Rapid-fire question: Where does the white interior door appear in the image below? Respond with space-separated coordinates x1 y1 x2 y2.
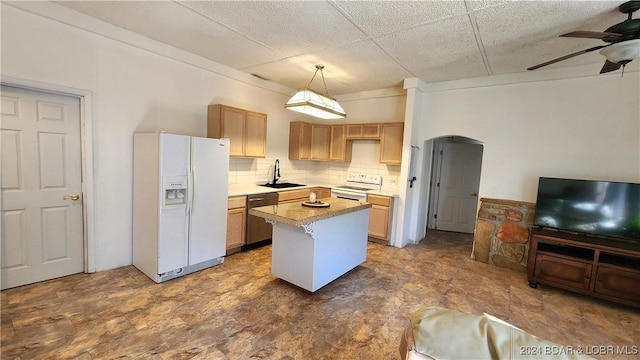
435 143 483 233
1 85 84 289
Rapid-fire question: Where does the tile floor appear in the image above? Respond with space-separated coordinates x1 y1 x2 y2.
2 230 639 359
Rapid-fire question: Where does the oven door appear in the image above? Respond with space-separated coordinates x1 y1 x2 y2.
331 188 367 202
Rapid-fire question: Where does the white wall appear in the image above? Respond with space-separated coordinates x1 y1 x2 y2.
1 3 302 271
423 74 640 201
398 71 639 245
1 3 408 271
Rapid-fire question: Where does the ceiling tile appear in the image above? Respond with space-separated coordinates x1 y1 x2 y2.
181 1 368 57
334 0 467 37
58 1 281 68
375 13 489 82
245 39 413 94
49 0 640 94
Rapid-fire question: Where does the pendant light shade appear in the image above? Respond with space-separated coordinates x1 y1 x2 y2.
285 65 346 119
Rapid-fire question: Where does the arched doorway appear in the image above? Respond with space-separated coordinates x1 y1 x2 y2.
426 136 483 234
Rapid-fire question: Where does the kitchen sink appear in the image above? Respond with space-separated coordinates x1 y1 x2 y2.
260 182 306 189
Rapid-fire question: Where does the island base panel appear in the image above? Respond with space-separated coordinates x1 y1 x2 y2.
271 209 369 292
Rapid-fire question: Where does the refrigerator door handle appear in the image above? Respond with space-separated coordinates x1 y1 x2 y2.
191 165 197 215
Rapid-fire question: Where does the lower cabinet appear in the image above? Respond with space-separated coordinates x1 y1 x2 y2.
226 196 246 254
367 194 393 243
532 253 592 290
278 188 311 204
527 229 640 308
594 263 640 302
312 187 331 200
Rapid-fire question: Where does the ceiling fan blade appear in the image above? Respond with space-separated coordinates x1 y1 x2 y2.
560 31 622 39
600 60 622 73
527 45 610 70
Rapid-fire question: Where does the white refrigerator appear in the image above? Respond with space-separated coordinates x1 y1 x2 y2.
133 132 229 282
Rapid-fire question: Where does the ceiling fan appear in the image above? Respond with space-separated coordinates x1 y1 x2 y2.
528 0 640 73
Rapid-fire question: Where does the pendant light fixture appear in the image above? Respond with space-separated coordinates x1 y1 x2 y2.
285 64 346 119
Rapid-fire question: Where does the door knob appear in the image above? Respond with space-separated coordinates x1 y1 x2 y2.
471 193 478 197
63 194 80 201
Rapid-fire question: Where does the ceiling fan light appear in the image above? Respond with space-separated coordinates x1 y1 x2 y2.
599 39 640 63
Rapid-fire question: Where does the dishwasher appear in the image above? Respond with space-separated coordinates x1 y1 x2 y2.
246 192 279 246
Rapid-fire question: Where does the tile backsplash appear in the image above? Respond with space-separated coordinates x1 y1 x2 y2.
228 141 400 191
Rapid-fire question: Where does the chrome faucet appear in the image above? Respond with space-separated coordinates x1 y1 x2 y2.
272 159 280 184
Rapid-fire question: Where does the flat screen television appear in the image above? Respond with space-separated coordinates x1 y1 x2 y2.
533 177 640 242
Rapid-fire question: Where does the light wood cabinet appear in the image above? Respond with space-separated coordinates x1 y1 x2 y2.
379 122 404 164
278 188 311 204
289 121 404 164
312 187 332 200
289 121 312 160
226 196 246 253
367 194 393 243
207 104 267 158
330 125 352 162
346 123 380 139
310 124 330 161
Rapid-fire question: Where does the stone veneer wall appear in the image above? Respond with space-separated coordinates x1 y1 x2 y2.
471 198 536 272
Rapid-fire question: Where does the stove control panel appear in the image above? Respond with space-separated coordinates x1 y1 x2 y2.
346 173 382 186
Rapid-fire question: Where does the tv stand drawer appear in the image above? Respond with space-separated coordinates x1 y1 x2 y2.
534 253 592 290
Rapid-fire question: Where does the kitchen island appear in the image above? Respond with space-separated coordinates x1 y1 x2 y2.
249 197 372 292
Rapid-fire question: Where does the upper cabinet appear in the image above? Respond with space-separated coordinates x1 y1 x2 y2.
330 125 352 162
310 124 331 161
289 121 312 160
379 122 404 165
346 123 380 140
207 104 267 158
288 120 404 164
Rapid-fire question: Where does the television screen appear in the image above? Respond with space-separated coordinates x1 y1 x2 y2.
534 177 640 241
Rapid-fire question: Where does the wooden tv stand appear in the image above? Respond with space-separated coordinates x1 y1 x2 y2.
527 228 640 308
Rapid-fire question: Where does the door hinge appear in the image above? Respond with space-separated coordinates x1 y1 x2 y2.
439 150 443 155
434 214 437 219
436 182 440 187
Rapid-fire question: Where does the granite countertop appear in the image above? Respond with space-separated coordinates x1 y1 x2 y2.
248 197 372 226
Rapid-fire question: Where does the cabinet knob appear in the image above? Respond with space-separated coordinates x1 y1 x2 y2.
584 274 590 279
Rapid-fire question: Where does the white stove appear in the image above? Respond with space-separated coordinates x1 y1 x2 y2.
331 173 382 202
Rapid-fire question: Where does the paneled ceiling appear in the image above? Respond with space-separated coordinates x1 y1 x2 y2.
54 0 638 95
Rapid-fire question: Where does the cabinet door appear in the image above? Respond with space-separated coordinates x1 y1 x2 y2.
245 111 267 158
313 187 332 199
594 265 640 303
362 123 381 138
226 207 246 250
368 204 389 240
346 124 363 139
346 123 380 139
278 188 311 203
330 125 351 162
289 122 312 160
221 106 246 157
310 124 330 160
380 122 404 164
533 254 593 290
